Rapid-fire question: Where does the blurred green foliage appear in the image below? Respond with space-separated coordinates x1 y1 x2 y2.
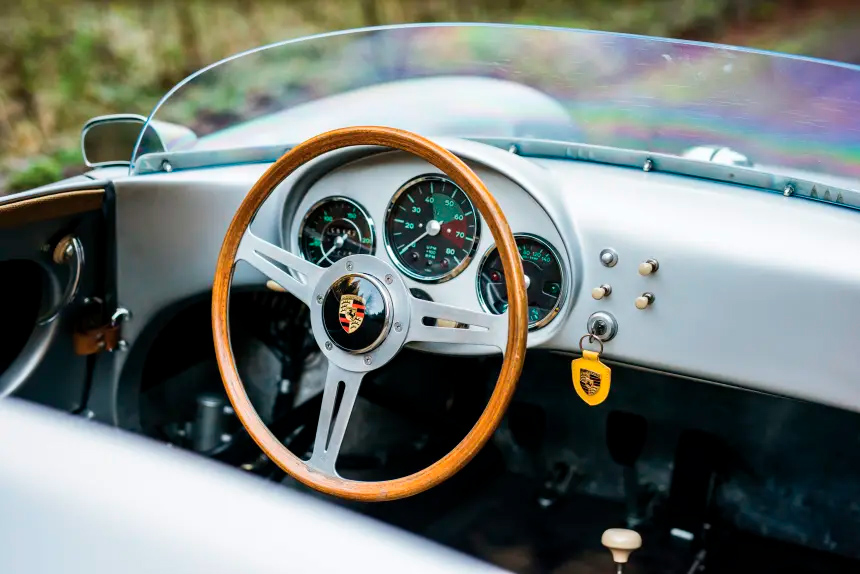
1 0 858 192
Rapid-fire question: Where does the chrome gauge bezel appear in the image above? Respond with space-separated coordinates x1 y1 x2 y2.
383 174 482 283
298 196 376 266
476 233 567 331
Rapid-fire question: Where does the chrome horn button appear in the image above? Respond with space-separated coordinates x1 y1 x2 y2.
322 273 391 354
310 255 411 372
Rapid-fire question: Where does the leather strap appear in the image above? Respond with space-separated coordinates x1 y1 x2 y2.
73 324 120 355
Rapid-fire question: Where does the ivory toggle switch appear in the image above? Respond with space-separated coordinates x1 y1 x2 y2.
634 292 655 310
591 284 612 300
638 259 659 275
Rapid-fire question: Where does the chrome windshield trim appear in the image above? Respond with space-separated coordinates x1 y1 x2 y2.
132 138 860 213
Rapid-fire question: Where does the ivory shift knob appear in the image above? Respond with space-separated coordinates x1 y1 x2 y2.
601 528 642 564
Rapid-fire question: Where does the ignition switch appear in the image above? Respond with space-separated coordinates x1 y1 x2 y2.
587 311 618 342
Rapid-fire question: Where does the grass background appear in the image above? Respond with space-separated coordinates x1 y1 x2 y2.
1 0 859 192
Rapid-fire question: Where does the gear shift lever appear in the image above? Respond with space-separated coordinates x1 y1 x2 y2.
601 528 642 574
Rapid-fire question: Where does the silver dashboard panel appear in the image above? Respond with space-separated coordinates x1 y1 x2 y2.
284 149 573 352
543 157 860 412
103 137 860 422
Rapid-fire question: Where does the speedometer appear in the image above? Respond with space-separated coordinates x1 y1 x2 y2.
477 234 565 329
384 175 481 282
299 197 375 267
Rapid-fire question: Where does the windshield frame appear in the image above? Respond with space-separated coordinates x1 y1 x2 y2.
132 23 860 211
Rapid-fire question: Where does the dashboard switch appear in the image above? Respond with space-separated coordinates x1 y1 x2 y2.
600 248 618 268
638 259 659 275
635 293 655 310
592 284 612 300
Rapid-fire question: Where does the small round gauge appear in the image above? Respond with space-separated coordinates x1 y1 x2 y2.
477 234 565 329
299 197 375 267
384 175 481 282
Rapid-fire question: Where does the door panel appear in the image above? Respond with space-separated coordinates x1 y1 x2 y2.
0 186 108 411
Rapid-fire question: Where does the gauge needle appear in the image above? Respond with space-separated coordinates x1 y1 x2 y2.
398 219 442 255
318 234 348 264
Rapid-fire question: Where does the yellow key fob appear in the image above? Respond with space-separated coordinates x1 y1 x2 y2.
572 348 611 406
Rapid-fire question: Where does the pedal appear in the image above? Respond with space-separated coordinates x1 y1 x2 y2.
606 411 648 527
666 430 723 546
536 461 578 508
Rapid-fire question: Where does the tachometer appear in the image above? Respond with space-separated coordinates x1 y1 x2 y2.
477 234 565 329
299 197 375 267
384 175 481 282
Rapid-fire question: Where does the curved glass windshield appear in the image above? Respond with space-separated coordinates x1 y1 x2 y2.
135 24 860 189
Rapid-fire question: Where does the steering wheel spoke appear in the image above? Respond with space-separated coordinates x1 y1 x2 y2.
237 231 323 306
307 362 364 476
407 297 507 350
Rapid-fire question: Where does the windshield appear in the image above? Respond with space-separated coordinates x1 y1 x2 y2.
135 23 860 190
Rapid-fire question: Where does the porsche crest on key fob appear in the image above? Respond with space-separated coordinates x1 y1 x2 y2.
571 335 611 406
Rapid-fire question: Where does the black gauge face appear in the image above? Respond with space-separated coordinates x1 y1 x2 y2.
299 197 374 267
384 175 481 282
477 235 565 329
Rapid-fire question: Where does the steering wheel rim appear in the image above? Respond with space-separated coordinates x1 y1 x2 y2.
212 126 528 501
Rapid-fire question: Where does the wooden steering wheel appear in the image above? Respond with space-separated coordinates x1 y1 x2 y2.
212 127 528 501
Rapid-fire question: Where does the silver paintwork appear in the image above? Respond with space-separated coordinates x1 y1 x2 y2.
470 137 860 212
541 154 860 412
383 174 481 283
298 196 376 265
474 233 566 331
0 398 507 574
91 133 860 424
133 130 860 214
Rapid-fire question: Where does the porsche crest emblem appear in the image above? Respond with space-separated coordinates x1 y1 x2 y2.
338 294 366 334
579 369 601 396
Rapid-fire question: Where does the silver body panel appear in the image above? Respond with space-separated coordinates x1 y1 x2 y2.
99 136 860 423
0 399 505 574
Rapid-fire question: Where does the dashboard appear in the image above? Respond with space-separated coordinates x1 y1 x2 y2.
99 136 860 426
283 152 570 335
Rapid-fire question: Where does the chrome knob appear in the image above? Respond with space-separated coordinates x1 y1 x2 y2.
591 284 612 300
634 293 655 310
638 258 659 275
600 248 618 268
